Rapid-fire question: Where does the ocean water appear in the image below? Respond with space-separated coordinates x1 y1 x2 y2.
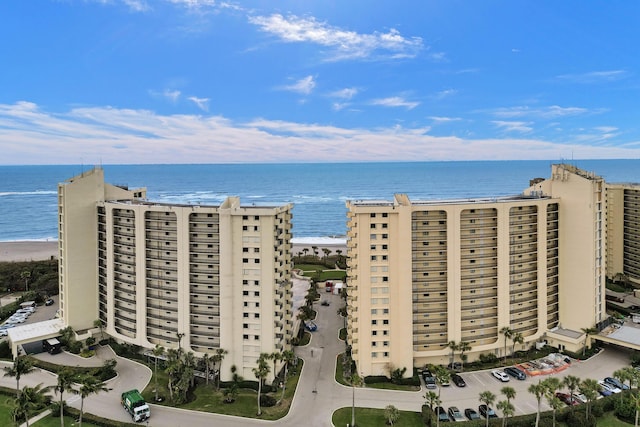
1 160 639 242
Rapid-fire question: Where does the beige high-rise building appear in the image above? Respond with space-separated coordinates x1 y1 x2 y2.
346 164 607 377
606 184 640 285
58 168 294 381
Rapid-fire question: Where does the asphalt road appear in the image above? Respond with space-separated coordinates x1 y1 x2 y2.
1 291 634 427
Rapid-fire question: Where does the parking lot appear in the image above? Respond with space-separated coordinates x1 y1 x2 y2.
0 295 59 339
428 347 632 417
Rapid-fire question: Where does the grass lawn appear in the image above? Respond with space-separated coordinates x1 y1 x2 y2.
142 360 304 421
332 407 424 427
33 414 101 427
335 353 419 391
0 395 18 426
596 412 634 426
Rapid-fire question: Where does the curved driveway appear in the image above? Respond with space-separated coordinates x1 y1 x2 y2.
3 294 633 426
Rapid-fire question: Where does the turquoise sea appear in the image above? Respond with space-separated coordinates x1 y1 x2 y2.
1 160 639 242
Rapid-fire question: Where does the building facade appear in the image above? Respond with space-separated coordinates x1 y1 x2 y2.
606 184 640 285
58 168 294 381
346 164 607 377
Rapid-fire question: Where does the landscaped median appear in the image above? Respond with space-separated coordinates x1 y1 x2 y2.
140 359 304 420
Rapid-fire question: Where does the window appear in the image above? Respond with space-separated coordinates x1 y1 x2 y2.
370 245 376 250
371 255 377 261
372 320 378 325
383 319 389 325
370 213 376 218
370 234 377 240
243 323 248 329
370 224 376 229
243 313 249 318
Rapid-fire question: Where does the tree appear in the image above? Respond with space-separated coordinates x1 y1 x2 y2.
496 400 514 427
152 344 165 401
579 378 600 419
322 248 331 259
459 341 472 371
630 390 640 427
213 348 228 390
311 246 318 258
3 355 35 397
479 391 496 427
614 367 636 391
563 375 581 398
302 248 309 257
511 332 524 358
12 383 48 427
542 377 562 427
581 327 598 356
278 350 296 404
253 353 271 416
432 365 450 399
54 368 78 427
424 390 439 411
446 341 459 366
21 270 31 292
77 375 110 427
384 404 400 426
93 319 104 342
500 327 513 364
224 365 243 403
269 351 282 386
528 380 546 427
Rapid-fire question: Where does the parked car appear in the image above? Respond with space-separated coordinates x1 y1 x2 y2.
320 300 330 306
491 369 510 382
604 377 629 390
555 392 579 406
303 321 317 331
6 317 25 324
423 369 437 389
448 406 465 422
45 298 54 306
597 381 614 396
451 373 466 387
436 406 450 423
439 375 451 387
598 380 621 394
0 330 7 337
464 408 481 420
479 405 498 419
504 366 527 380
572 392 588 404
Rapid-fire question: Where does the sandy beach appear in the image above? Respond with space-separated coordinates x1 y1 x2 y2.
0 240 346 263
0 241 59 262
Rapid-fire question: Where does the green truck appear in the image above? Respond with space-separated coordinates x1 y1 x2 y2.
121 389 150 422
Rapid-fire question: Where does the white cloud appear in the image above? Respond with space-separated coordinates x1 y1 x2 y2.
433 89 457 100
370 96 419 110
594 126 618 133
188 96 210 111
329 88 358 100
2 101 639 165
555 70 627 83
492 121 533 133
281 76 316 95
248 14 423 61
429 116 462 123
149 89 182 103
490 105 590 119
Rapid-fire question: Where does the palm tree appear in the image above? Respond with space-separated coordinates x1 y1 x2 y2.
528 380 546 427
213 348 228 390
496 400 514 427
542 377 562 427
446 341 459 367
253 353 271 416
224 365 243 403
614 367 635 390
302 248 309 257
384 404 400 426
278 350 296 404
511 332 524 359
424 390 439 412
269 351 282 386
322 248 331 259
479 391 496 427
20 270 31 292
581 327 598 356
55 368 78 427
433 365 450 399
77 375 110 427
563 375 581 398
311 245 318 258
12 383 48 427
92 319 105 342
630 390 640 427
164 348 180 402
3 355 35 396
152 344 165 400
500 327 513 365
459 341 471 371
579 378 600 419
500 386 516 427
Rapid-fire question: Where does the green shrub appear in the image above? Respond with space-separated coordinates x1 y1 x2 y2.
364 375 389 384
565 410 596 427
260 394 277 407
614 394 636 422
0 341 12 359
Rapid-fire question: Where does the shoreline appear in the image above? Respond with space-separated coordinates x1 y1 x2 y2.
0 239 347 263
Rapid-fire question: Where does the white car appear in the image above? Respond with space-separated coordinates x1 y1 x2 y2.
0 329 7 337
572 392 588 404
491 370 510 382
598 380 621 394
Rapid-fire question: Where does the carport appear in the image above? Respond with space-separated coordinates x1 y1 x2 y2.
6 318 65 358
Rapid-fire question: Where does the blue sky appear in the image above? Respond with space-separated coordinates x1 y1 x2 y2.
1 0 639 165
